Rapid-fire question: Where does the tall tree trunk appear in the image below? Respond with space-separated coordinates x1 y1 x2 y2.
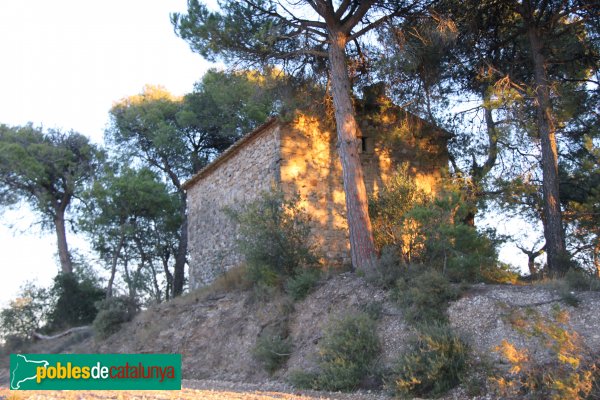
54 208 73 274
328 31 376 271
172 194 187 296
527 26 568 277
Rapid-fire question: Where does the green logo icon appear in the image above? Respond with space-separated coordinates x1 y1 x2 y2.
10 354 50 389
10 354 181 390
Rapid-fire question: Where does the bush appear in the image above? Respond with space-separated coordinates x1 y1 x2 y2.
492 307 598 399
1 334 31 356
92 296 135 339
369 164 428 253
393 268 460 325
366 246 405 290
360 301 384 321
563 268 600 291
389 323 469 398
541 269 600 307
252 330 293 374
370 170 503 283
293 312 380 392
206 265 251 295
285 268 321 301
480 261 521 284
226 190 319 288
0 282 51 342
404 195 499 282
288 370 319 389
46 272 105 331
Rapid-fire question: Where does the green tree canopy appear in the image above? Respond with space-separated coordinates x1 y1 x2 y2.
81 165 180 303
172 0 437 270
106 70 281 295
0 125 103 273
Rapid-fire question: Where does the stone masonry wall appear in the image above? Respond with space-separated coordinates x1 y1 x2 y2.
186 122 281 288
279 115 351 267
186 109 449 286
279 111 449 268
359 107 450 197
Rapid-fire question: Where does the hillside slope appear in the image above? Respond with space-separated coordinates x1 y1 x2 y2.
12 273 600 398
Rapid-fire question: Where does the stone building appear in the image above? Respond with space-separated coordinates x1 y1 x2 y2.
183 101 450 288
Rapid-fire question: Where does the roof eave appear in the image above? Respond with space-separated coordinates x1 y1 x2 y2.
182 117 279 191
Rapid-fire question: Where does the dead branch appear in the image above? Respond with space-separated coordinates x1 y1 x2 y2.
33 326 92 340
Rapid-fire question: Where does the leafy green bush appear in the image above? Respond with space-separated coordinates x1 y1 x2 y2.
288 370 319 389
252 330 293 374
285 268 321 301
403 193 499 282
369 164 428 253
370 169 503 283
46 272 105 331
292 312 380 391
226 190 319 288
393 268 460 325
542 269 600 307
1 272 104 345
389 323 469 398
479 261 521 284
92 296 136 339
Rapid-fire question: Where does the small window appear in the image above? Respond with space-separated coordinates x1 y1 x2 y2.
360 137 370 153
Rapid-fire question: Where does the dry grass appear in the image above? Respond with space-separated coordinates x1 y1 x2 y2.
0 387 385 400
0 388 325 399
169 265 250 308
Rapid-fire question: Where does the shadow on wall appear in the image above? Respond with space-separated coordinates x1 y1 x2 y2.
185 96 451 287
278 101 450 269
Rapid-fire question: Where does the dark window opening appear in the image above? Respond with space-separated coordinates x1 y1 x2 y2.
361 137 369 153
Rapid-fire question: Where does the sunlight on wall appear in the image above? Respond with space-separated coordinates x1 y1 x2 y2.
280 112 448 267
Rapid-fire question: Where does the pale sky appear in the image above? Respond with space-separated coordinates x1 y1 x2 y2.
0 0 216 307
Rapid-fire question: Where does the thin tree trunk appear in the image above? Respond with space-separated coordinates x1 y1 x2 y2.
122 257 138 316
54 208 72 274
162 254 173 301
594 241 600 278
106 230 126 298
123 257 135 301
173 194 187 296
328 30 376 271
134 236 162 304
527 26 568 277
148 261 162 304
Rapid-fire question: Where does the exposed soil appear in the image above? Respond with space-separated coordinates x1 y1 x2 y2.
2 273 599 399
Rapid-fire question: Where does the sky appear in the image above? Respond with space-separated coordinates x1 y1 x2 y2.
0 0 216 307
0 1 533 308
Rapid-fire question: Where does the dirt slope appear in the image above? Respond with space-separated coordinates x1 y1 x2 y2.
6 273 600 398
